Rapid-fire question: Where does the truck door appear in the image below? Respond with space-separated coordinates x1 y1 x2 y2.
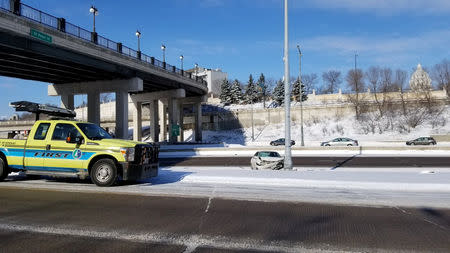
24 122 51 171
44 123 86 173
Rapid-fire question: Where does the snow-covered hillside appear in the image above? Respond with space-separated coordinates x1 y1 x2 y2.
180 105 450 146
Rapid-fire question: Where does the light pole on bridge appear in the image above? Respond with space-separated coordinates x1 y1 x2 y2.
89 6 98 33
161 44 166 63
180 55 184 71
135 30 141 52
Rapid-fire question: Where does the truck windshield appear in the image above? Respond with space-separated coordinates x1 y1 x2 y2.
76 123 112 140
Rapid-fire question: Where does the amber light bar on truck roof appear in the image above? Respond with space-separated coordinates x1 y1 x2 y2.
9 101 76 120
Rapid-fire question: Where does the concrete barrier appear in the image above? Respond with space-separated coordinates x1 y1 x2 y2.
432 135 450 142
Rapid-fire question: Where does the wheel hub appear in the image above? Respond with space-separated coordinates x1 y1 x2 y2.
96 165 111 182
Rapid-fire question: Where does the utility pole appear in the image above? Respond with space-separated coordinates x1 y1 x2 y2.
283 0 292 170
297 45 304 147
251 97 254 141
354 52 358 71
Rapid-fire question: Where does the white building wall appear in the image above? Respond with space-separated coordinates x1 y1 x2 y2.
194 67 227 97
209 70 227 97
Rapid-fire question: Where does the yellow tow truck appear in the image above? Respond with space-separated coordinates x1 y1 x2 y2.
0 101 159 186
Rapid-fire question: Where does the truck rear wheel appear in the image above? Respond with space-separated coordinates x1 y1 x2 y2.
90 159 117 187
0 157 8 181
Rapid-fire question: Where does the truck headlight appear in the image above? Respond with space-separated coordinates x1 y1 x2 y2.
120 148 135 162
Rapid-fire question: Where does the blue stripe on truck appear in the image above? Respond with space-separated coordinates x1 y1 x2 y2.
1 148 95 161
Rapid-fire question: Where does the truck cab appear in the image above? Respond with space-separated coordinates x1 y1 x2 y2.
0 119 159 186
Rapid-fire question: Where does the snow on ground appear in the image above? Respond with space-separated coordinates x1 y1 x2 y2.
159 149 450 158
174 105 450 146
5 166 450 209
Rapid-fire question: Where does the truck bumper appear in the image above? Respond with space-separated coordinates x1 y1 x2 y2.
120 162 159 181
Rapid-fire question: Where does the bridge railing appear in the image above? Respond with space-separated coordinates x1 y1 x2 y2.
0 1 207 87
66 22 92 42
0 0 9 11
20 4 58 29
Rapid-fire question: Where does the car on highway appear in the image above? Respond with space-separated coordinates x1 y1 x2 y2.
250 151 284 170
321 137 359 146
406 137 437 145
270 138 295 146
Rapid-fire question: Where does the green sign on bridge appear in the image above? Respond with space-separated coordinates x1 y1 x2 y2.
30 29 52 43
171 124 180 137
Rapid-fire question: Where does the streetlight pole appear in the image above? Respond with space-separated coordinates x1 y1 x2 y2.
135 30 141 51
354 52 358 71
251 96 254 142
89 6 98 33
161 44 166 63
297 45 304 147
180 55 184 70
283 0 292 170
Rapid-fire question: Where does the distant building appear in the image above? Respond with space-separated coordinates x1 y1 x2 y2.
9 114 19 121
186 67 228 98
410 63 432 91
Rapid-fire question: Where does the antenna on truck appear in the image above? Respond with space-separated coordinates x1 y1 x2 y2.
9 101 76 121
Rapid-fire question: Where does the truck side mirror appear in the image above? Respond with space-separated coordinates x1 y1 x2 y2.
66 132 83 144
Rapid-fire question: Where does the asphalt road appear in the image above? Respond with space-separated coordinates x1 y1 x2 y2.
160 156 450 168
0 187 449 252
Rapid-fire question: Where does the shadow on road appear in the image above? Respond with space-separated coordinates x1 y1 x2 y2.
330 154 359 170
140 168 193 186
420 207 450 228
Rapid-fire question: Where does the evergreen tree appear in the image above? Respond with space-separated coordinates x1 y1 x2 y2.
257 73 268 107
219 78 232 104
244 74 257 104
272 79 285 105
230 79 243 104
292 78 308 102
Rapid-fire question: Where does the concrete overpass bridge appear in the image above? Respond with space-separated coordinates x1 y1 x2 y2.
0 0 207 142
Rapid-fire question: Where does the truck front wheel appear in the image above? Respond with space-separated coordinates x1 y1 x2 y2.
90 159 118 187
0 157 8 181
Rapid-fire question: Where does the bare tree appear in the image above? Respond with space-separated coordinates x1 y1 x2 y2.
432 59 450 97
302 73 318 94
380 68 397 92
345 69 366 120
395 69 408 116
366 66 383 117
100 93 113 104
321 70 342 94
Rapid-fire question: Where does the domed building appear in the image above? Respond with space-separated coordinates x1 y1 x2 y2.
409 63 432 91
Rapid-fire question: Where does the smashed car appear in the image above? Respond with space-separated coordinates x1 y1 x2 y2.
250 151 284 170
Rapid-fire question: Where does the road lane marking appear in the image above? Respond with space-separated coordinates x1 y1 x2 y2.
205 187 216 213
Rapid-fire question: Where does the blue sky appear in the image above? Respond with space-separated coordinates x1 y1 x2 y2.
1 0 450 117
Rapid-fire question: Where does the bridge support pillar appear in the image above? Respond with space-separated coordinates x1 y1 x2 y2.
179 96 205 143
168 98 179 144
49 78 143 137
159 100 167 142
149 100 159 142
60 93 74 111
130 89 185 143
87 91 100 125
195 101 203 142
115 90 129 139
132 101 142 142
178 103 184 142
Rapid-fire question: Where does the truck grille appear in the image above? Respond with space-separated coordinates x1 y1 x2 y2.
134 144 159 165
